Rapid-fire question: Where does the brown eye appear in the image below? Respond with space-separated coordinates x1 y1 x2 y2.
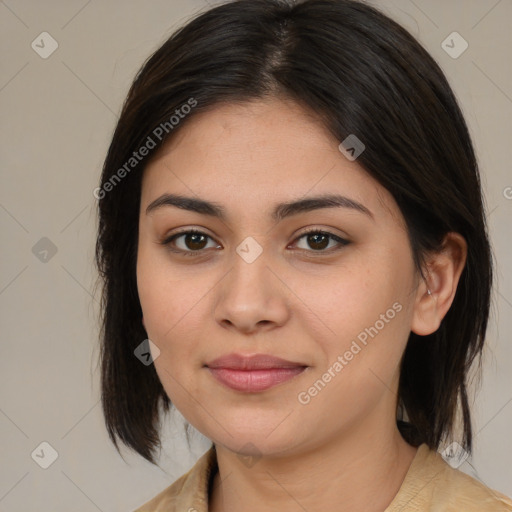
161 229 220 256
292 230 350 253
305 232 330 250
181 232 208 250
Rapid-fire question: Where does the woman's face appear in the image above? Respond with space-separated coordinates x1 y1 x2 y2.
137 97 422 457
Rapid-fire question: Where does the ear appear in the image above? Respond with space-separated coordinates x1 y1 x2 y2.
411 232 467 336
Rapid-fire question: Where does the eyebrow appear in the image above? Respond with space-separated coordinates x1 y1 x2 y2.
145 193 374 222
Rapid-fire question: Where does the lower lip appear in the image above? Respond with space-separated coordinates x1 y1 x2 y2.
207 367 306 392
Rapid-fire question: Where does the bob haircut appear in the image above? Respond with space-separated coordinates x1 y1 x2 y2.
95 0 493 464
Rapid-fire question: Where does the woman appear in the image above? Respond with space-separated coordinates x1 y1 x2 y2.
95 0 512 510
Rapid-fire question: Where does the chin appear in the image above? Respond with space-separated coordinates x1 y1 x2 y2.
200 415 308 458
215 432 300 458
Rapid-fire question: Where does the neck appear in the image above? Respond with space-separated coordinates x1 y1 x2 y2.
209 416 417 512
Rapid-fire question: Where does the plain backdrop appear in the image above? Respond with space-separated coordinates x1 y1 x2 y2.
1 0 511 510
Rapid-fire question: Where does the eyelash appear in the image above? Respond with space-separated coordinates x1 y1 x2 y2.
159 228 350 257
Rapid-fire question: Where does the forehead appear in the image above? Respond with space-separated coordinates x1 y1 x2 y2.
140 98 403 228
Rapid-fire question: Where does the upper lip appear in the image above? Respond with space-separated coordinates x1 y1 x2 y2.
206 353 306 370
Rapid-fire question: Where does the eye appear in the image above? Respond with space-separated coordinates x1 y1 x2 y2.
160 229 220 256
290 229 350 253
160 228 350 257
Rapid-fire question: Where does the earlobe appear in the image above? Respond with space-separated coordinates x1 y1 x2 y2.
411 232 467 336
411 276 438 336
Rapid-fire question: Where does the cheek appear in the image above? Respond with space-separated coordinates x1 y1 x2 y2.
294 251 413 382
136 249 220 408
137 244 205 342
137 262 202 405
289 253 402 341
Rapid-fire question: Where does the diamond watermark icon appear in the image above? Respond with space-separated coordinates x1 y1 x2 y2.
134 339 160 365
441 32 468 59
31 441 59 469
32 237 58 263
236 236 263 264
237 442 262 468
338 134 365 161
31 32 59 59
440 441 469 469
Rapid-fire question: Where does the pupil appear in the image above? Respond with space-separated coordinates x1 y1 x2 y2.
309 233 328 250
186 233 206 250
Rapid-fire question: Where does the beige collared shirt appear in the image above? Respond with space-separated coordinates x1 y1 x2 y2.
133 444 512 511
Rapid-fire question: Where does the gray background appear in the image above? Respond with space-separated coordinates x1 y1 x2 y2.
1 0 511 510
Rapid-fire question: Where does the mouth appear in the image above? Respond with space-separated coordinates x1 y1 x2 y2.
205 353 308 392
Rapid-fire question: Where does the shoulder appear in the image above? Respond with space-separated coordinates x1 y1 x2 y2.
132 474 187 512
387 444 512 511
132 446 217 512
432 460 512 511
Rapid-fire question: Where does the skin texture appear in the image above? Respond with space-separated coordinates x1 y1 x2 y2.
136 97 467 512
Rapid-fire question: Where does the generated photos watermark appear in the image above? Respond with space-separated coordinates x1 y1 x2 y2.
134 338 161 366
93 97 197 200
297 301 403 405
440 441 469 469
338 133 365 161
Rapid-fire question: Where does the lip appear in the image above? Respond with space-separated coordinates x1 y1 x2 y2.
205 353 307 392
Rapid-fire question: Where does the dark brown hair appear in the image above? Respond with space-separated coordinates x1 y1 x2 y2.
95 0 493 464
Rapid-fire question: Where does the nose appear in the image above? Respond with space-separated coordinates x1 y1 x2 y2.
213 245 290 335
